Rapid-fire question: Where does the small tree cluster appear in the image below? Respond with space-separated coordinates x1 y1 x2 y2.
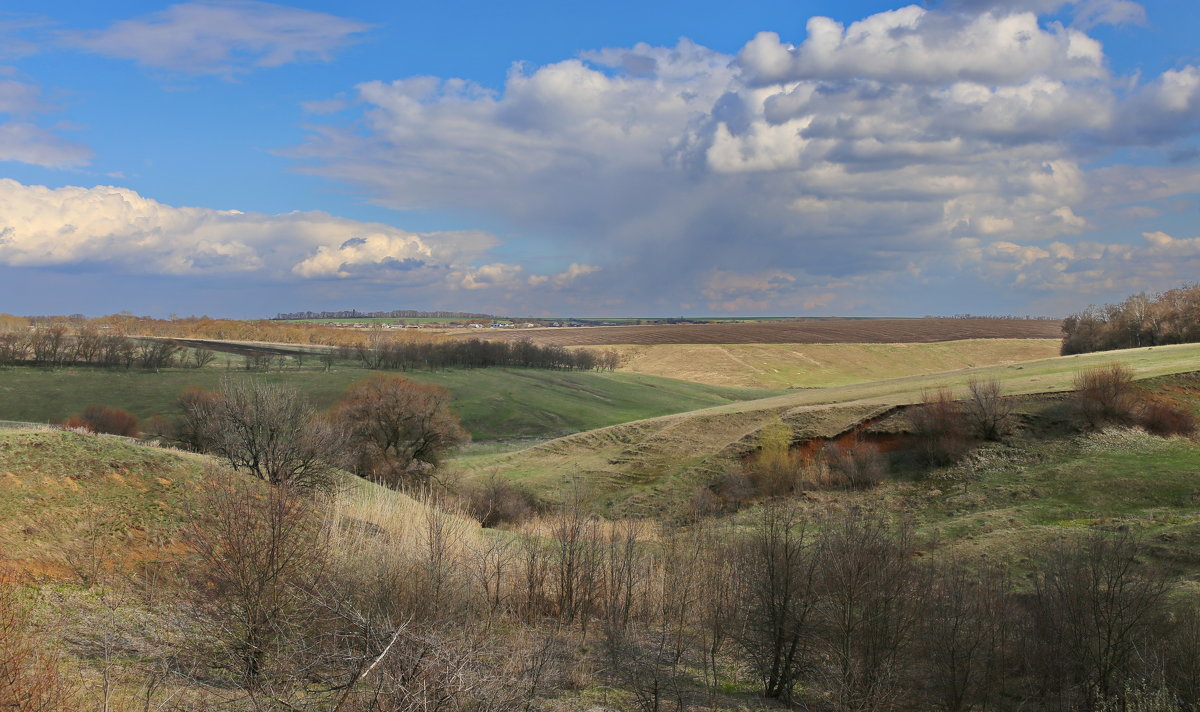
354 335 619 372
1061 284 1200 355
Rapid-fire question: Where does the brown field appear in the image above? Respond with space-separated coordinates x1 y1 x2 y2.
453 317 1063 346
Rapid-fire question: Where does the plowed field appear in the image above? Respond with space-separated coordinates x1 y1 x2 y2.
457 318 1062 346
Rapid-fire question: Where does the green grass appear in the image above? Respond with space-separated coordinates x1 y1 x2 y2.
0 365 780 441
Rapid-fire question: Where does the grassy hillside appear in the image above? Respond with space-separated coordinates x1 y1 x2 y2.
0 366 780 441
0 427 478 581
609 338 1060 388
452 342 1200 514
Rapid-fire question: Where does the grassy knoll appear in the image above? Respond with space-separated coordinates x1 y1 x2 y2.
0 427 478 580
609 338 1060 388
0 365 780 441
452 342 1200 514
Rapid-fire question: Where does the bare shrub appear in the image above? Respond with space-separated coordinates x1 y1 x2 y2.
183 378 347 489
1028 532 1169 711
822 440 888 489
910 388 971 466
0 570 75 711
184 469 327 684
139 414 174 441
915 561 1019 712
1074 363 1141 429
334 375 469 487
814 511 924 712
733 502 818 702
463 474 537 527
1137 401 1197 437
1163 598 1200 709
80 404 141 437
963 377 1015 440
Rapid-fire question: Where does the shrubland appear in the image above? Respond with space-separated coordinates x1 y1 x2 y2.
4 334 1200 710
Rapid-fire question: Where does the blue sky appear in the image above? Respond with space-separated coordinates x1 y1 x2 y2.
1 0 1199 317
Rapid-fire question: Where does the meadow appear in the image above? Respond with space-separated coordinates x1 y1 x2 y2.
0 362 779 441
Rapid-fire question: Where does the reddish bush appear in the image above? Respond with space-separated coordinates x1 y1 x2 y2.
1137 402 1197 437
74 405 140 437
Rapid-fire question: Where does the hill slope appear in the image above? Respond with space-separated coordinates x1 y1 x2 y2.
0 367 780 442
452 342 1200 515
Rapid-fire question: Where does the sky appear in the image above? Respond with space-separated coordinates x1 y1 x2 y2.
1 0 1199 318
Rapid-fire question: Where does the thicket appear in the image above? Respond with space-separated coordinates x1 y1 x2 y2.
44 487 1200 712
1061 284 1200 355
350 335 619 371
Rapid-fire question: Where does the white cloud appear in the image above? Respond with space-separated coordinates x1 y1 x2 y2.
62 1 369 76
0 180 601 299
737 8 1104 86
282 3 1200 313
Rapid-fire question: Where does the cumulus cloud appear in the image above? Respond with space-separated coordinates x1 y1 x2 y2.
958 230 1200 293
280 2 1200 312
62 1 369 76
736 8 1104 86
0 179 591 297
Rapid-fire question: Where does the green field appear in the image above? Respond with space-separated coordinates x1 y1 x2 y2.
0 365 780 441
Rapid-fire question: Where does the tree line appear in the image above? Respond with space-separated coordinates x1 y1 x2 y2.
1061 284 1200 354
0 326 213 369
349 336 620 371
273 309 494 320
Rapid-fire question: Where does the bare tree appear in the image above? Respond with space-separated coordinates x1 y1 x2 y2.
916 561 1019 711
733 502 818 702
1028 532 1169 711
183 378 347 489
962 377 1015 441
814 511 924 712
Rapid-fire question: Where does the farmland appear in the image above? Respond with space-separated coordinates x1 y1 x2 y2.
453 316 1063 346
606 338 1060 388
0 364 779 441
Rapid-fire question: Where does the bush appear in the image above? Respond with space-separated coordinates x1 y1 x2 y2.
909 388 970 466
1137 402 1197 437
463 475 538 527
747 418 803 495
962 377 1014 441
822 440 888 489
66 405 140 437
1074 363 1141 428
